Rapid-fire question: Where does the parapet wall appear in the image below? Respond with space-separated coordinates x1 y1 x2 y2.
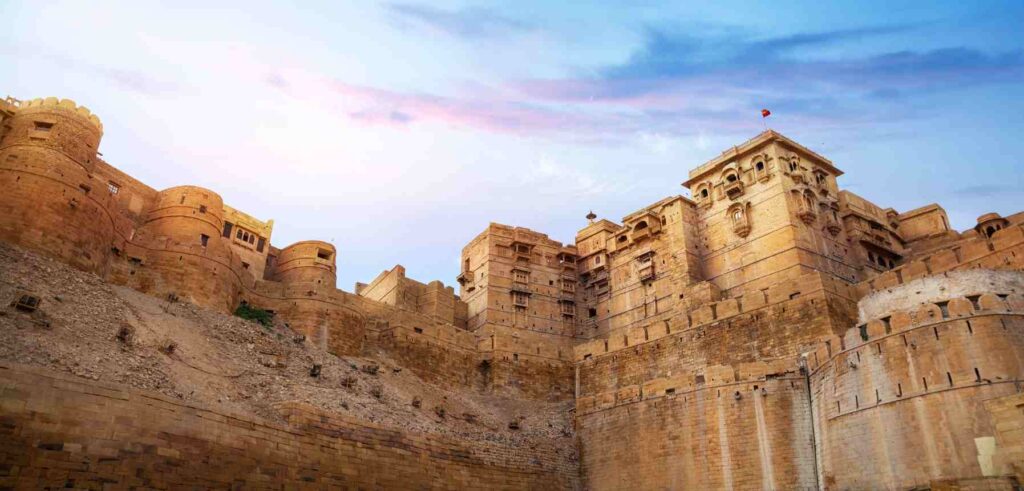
0 363 577 490
577 270 856 362
805 288 1024 489
853 223 1024 301
577 372 816 490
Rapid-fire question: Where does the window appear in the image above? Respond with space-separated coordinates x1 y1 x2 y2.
513 269 529 283
107 181 120 195
180 195 186 204
200 234 209 247
726 174 737 183
33 121 54 132
222 221 234 238
513 291 529 306
256 237 266 253
241 262 250 270
789 161 798 172
199 205 207 214
317 248 332 260
733 209 743 223
595 255 602 265
635 220 648 231
755 161 764 172
700 189 709 198
589 307 597 318
236 229 243 240
78 184 91 194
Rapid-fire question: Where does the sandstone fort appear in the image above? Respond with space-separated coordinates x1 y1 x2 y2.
1 94 1023 490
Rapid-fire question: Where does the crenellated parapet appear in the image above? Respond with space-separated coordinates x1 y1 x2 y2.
853 223 1024 301
3 97 103 171
804 277 1024 489
574 270 857 363
17 97 103 132
575 358 801 416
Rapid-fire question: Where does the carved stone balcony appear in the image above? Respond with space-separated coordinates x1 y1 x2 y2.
797 209 816 224
724 180 745 200
825 219 842 237
456 270 473 286
733 221 751 238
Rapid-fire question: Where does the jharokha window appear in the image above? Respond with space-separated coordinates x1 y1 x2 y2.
234 227 258 246
513 269 529 283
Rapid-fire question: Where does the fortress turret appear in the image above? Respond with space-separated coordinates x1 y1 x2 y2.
0 97 114 273
2 97 103 170
130 185 241 310
272 240 337 289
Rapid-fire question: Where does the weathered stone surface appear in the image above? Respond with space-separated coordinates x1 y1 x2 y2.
2 95 1024 490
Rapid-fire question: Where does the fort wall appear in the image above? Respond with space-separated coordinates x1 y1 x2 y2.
0 363 578 490
804 286 1024 489
0 98 116 274
4 93 1024 488
577 373 816 490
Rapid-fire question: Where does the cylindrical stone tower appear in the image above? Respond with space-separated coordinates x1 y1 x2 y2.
272 240 337 289
0 97 114 273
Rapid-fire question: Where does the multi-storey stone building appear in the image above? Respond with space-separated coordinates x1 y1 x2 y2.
2 94 1024 489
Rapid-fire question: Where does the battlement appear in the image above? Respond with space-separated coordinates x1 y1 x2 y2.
853 223 1024 300
575 358 801 416
17 96 103 132
804 289 1024 374
573 271 855 362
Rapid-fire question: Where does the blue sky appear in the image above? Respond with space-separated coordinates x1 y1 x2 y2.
2 1 1022 290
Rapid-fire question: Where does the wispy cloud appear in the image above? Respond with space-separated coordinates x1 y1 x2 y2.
385 3 531 39
263 23 1024 140
2 46 179 95
515 25 1024 126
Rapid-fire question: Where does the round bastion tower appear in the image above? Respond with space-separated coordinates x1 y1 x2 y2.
272 241 337 289
0 97 115 273
131 185 241 311
267 241 365 354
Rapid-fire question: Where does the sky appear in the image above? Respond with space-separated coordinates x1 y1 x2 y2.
2 1 1023 290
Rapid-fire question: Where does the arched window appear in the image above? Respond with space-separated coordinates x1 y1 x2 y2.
617 235 627 243
635 221 648 231
700 188 709 198
733 209 743 223
804 194 815 211
726 174 737 183
755 161 764 172
986 226 996 237
789 161 798 172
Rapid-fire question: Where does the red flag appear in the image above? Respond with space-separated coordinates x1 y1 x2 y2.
761 109 771 118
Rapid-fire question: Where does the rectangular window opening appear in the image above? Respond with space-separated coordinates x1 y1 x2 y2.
33 121 54 132
200 234 209 247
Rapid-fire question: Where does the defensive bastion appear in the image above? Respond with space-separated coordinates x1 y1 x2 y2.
1 94 1023 489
